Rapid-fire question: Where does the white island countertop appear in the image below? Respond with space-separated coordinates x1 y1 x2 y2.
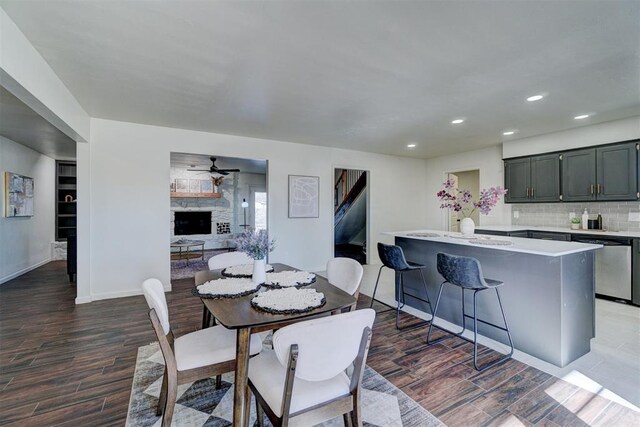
474 225 640 238
383 229 602 257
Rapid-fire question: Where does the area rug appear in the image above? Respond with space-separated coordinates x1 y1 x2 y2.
171 249 227 280
126 342 442 427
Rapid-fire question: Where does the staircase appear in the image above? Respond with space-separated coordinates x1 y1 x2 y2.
334 170 367 263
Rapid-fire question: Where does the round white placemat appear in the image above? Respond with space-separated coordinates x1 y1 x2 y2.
221 263 274 278
263 271 316 288
194 277 261 299
251 288 326 314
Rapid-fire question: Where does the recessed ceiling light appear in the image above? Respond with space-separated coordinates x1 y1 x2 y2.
574 114 590 120
451 119 465 124
407 143 416 148
503 131 516 136
526 94 544 102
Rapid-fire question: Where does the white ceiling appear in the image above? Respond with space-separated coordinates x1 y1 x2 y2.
0 86 76 159
1 0 639 159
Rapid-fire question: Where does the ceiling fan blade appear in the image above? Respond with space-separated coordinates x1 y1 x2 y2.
187 168 210 172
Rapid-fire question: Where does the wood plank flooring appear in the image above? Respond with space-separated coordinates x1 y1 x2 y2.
1 261 638 426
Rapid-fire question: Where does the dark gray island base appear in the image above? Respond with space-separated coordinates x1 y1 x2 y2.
394 235 597 367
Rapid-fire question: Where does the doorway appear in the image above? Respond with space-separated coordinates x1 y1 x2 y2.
333 169 368 264
168 152 267 280
446 169 480 232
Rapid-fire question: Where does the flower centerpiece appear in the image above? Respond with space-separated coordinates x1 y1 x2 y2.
437 179 507 235
235 228 276 284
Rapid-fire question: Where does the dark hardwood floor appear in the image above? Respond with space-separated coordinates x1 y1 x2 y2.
1 262 638 426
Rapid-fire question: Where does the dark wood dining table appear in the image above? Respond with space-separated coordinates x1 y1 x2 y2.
195 263 357 427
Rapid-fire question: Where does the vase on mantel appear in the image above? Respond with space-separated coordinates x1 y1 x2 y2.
252 258 267 285
460 217 475 236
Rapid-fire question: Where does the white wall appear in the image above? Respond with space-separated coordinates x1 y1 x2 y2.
0 136 55 283
424 145 510 230
77 119 429 302
502 116 640 158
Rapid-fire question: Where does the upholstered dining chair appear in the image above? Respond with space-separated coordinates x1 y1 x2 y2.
248 308 375 427
142 278 263 427
327 257 364 311
202 251 255 327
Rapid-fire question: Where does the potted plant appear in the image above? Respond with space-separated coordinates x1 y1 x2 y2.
235 228 276 284
437 179 508 235
570 217 581 230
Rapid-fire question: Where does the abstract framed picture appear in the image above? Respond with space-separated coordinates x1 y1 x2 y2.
4 172 34 217
288 175 319 218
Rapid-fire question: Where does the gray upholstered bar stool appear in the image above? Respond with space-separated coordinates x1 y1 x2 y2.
427 252 514 371
370 242 434 330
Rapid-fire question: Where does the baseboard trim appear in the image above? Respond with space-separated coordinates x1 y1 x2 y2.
76 283 172 304
0 258 52 285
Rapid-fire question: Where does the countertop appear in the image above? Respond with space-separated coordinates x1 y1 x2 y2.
474 225 640 239
383 230 602 257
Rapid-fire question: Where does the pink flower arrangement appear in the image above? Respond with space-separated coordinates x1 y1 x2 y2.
437 179 507 217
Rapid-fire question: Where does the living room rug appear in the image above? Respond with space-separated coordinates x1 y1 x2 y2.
171 249 227 281
126 342 443 427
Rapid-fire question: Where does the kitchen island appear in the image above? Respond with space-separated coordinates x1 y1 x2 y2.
383 230 602 367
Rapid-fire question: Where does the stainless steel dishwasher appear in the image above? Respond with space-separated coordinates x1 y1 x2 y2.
572 236 632 302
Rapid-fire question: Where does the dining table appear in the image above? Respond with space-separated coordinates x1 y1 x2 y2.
195 262 357 427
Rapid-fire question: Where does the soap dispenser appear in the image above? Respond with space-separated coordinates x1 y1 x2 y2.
581 208 589 230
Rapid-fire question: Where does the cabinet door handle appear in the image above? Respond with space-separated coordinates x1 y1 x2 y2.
526 187 530 197
590 184 594 195
597 184 602 194
531 187 535 198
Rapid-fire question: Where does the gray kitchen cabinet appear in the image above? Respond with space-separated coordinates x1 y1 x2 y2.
505 155 560 203
504 158 530 203
562 148 597 201
530 154 561 201
596 142 638 201
562 142 638 202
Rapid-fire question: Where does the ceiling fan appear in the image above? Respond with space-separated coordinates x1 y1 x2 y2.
187 157 240 176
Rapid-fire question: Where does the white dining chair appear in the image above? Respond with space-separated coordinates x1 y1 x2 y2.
142 278 263 427
248 308 375 427
327 257 364 311
207 251 253 270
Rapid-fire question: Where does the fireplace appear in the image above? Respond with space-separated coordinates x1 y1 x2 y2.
174 211 211 235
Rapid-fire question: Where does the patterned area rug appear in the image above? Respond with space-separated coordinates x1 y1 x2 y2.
171 249 227 281
126 342 442 426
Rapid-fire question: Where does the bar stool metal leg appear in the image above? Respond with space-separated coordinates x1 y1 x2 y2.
472 288 514 371
369 265 385 308
427 281 465 344
396 270 434 331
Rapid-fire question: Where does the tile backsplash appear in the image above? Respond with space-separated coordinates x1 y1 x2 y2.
512 202 640 231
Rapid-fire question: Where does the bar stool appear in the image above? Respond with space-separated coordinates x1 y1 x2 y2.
427 252 514 371
370 242 434 330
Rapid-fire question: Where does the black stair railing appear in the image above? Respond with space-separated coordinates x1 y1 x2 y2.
334 172 366 225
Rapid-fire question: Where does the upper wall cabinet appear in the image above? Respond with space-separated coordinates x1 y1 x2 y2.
505 154 560 203
562 141 638 202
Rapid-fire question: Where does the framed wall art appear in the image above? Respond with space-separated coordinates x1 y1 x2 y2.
4 172 34 217
288 175 319 218
175 178 189 192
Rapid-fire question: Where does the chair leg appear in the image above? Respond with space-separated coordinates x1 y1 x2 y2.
157 367 168 416
343 412 352 427
351 394 362 427
369 266 385 308
426 282 445 344
256 398 265 427
395 272 405 329
215 374 222 389
418 268 435 318
471 288 514 371
161 376 177 427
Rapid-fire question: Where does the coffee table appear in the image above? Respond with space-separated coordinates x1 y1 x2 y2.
170 240 205 265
